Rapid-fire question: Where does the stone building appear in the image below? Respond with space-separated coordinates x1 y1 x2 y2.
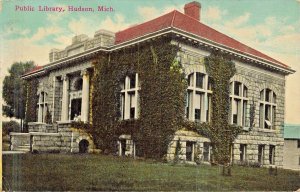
283 124 300 170
11 2 295 167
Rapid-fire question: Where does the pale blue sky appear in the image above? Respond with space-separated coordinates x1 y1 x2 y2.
0 0 299 123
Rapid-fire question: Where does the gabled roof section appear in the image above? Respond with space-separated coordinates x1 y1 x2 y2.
115 10 290 69
115 11 175 45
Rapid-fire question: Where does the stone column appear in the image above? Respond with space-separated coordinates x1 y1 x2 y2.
61 75 69 121
203 74 208 122
134 73 139 118
81 69 90 122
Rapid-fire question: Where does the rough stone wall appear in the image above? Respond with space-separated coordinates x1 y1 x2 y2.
176 43 286 167
10 133 30 150
11 122 95 153
57 122 95 153
28 122 47 132
167 130 211 162
31 133 61 152
233 60 285 167
50 30 115 62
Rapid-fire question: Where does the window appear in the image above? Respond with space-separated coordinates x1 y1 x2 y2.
195 109 201 121
230 82 248 126
186 141 194 161
269 145 275 165
186 72 212 122
194 92 204 121
37 91 47 123
240 144 247 161
120 74 140 120
130 75 136 89
258 145 265 165
259 89 276 129
74 78 83 90
196 72 205 88
203 142 211 162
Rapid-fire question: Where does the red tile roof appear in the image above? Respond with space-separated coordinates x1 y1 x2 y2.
115 10 289 68
23 65 43 75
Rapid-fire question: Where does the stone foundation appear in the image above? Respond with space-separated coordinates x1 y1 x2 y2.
10 133 30 150
115 129 283 167
28 122 47 132
11 122 284 167
10 121 95 154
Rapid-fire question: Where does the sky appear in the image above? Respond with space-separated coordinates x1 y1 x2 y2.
0 0 299 124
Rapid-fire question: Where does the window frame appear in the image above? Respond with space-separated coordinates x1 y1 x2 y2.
269 145 275 165
120 73 140 120
259 89 277 129
239 144 247 162
37 91 47 123
186 72 212 122
230 81 249 126
203 142 211 162
258 144 265 165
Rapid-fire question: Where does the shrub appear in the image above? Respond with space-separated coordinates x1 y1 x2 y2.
2 120 20 136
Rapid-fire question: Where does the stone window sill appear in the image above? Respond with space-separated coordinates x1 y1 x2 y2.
256 128 277 133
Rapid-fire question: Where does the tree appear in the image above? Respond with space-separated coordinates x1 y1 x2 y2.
2 61 36 131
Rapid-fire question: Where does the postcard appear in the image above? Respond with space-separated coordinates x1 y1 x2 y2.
1 0 299 191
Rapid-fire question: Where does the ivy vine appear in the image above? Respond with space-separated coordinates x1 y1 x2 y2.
90 38 186 158
25 79 38 123
184 51 242 166
203 51 242 165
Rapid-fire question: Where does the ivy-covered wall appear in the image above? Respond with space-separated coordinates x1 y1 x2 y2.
204 51 242 165
91 38 187 158
25 79 38 124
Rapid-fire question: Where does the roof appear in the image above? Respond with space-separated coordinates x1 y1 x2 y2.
115 10 289 69
284 124 300 139
23 65 43 76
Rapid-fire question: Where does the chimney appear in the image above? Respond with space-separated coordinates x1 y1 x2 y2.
184 1 201 21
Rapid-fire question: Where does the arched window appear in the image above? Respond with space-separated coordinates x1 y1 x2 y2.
37 91 47 122
186 72 212 122
120 73 140 120
229 81 248 126
259 88 276 129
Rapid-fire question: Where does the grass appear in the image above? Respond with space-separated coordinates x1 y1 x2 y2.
3 153 300 191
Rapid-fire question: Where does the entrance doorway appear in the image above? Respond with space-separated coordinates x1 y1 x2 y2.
71 98 82 120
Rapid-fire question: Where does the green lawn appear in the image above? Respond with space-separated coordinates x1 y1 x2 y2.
2 153 300 191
